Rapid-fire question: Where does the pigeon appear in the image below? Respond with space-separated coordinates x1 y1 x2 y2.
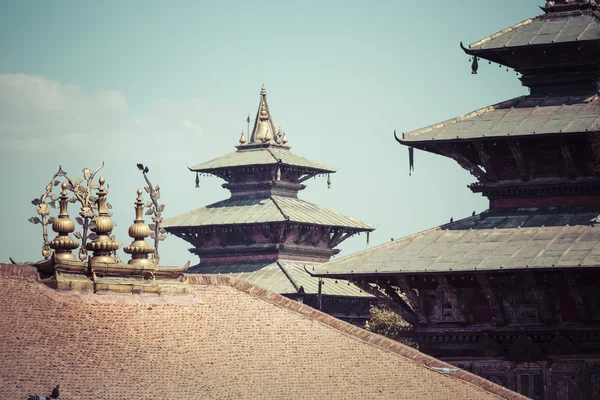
450 217 454 223
472 211 476 216
51 384 60 399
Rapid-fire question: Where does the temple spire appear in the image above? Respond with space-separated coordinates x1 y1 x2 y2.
249 84 278 145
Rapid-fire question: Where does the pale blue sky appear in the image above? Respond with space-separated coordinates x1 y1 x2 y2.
0 1 539 265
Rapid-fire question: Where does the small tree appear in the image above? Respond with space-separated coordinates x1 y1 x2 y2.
365 305 419 349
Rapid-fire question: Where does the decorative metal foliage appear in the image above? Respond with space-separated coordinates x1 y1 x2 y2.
29 163 109 261
137 163 167 262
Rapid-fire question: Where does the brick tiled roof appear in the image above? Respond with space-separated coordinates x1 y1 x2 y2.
0 264 525 400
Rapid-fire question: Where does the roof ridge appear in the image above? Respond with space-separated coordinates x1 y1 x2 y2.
270 196 290 221
275 260 300 293
271 195 375 230
469 18 533 49
185 274 526 400
319 213 483 271
266 147 282 163
403 96 527 141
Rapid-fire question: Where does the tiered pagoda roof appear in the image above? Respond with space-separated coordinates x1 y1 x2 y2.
164 86 374 320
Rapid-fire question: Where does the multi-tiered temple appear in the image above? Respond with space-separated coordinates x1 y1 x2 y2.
314 2 600 399
164 86 374 323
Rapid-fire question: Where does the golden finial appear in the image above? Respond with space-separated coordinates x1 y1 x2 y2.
124 188 155 266
49 182 79 261
261 84 266 96
239 129 247 144
86 176 120 264
264 124 272 142
281 130 288 144
260 102 268 118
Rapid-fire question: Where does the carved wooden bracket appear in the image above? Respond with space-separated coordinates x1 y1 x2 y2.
475 273 505 326
395 275 428 324
473 141 497 181
354 279 418 326
436 145 487 182
522 271 553 323
563 271 590 323
435 274 467 323
507 141 529 181
312 227 331 246
330 230 353 248
558 137 577 178
296 226 312 245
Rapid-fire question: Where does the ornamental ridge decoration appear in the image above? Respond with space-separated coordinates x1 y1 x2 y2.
24 163 189 289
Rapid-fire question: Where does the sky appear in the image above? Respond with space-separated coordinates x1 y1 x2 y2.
0 0 541 266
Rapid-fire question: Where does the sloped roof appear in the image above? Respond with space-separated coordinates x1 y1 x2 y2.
188 260 370 297
313 207 600 277
163 195 374 230
0 264 526 400
190 146 335 173
469 12 600 51
401 94 600 143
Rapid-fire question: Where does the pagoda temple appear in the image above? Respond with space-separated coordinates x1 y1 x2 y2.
163 85 375 323
313 2 600 399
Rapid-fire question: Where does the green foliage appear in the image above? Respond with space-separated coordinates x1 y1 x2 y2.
365 305 419 349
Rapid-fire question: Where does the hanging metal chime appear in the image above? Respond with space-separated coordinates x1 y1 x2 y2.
327 173 331 189
195 171 200 188
471 56 478 74
408 147 414 176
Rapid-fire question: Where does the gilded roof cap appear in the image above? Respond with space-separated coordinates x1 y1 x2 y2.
123 188 155 266
49 182 79 261
249 85 277 144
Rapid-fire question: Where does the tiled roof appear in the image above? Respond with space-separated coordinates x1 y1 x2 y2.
190 146 335 173
163 196 374 230
313 207 600 277
402 95 600 142
469 12 600 51
189 260 371 297
0 264 526 400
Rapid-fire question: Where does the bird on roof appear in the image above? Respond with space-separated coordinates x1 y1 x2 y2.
472 211 476 216
450 217 454 223
50 384 60 399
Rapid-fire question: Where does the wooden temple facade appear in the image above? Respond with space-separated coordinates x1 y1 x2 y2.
314 2 600 399
163 86 375 324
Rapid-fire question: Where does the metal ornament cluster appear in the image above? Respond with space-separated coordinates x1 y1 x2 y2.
28 163 189 288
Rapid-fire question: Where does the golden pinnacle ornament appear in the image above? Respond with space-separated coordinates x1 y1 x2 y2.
124 188 156 266
49 182 79 261
86 177 120 264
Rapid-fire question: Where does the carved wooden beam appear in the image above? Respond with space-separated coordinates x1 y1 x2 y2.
330 231 353 248
435 274 467 323
296 226 312 245
507 141 529 181
395 275 428 324
239 226 255 245
563 271 590 323
557 137 577 178
521 271 553 324
587 132 600 173
475 273 505 326
312 227 331 246
353 279 418 326
329 229 343 248
274 224 287 243
435 144 487 182
473 141 497 181
298 172 318 183
215 228 228 246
